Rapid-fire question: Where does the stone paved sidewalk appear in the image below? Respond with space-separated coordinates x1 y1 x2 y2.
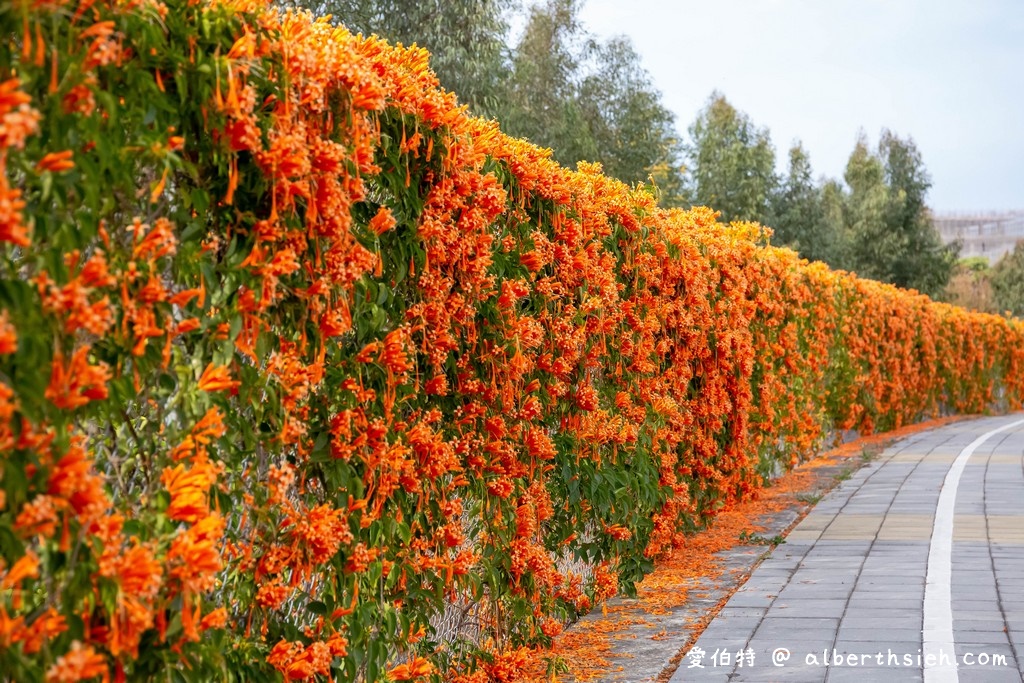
670 415 1024 683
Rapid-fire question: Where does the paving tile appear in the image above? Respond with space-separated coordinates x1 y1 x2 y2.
835 626 922 643
841 606 922 618
957 669 1023 683
716 606 768 619
953 617 1009 631
828 668 924 682
844 598 922 610
667 665 732 682
953 632 1012 648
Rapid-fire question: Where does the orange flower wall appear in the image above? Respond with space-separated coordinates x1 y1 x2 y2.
2 1 1023 681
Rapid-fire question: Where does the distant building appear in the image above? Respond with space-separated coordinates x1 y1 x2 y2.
932 211 1024 264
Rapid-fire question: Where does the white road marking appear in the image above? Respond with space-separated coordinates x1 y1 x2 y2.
923 417 1024 683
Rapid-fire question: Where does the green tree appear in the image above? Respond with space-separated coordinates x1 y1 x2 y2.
820 178 849 269
842 135 898 280
944 257 996 313
841 131 957 297
502 0 596 167
577 37 685 196
502 0 685 198
991 241 1024 317
769 143 836 264
685 93 777 223
295 0 517 117
878 130 957 296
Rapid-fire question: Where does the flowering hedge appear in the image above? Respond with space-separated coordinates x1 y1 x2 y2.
2 1 1023 681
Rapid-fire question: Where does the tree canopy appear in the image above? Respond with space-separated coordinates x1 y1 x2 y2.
502 0 684 195
502 0 595 169
838 132 957 297
686 93 776 223
770 143 835 265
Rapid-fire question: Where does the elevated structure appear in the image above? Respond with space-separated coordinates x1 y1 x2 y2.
933 210 1024 264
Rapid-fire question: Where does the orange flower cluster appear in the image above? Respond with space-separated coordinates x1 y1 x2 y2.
2 1 1023 681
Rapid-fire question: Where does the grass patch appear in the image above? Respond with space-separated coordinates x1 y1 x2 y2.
738 530 786 546
795 492 823 505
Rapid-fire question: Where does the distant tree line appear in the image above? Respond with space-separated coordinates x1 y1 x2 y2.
293 0 961 299
945 244 1024 318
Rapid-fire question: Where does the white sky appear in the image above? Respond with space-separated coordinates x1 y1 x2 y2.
576 0 1023 212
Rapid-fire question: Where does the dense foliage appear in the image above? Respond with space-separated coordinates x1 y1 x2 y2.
944 257 997 314
991 241 1024 317
686 92 776 224
1 1 1022 682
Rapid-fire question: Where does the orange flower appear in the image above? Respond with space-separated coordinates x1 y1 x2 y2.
161 454 221 523
424 375 448 396
22 608 67 655
267 639 336 681
44 347 110 410
0 78 40 150
540 617 562 638
344 542 378 574
35 150 75 173
604 524 632 541
518 250 546 272
199 607 227 631
167 514 225 593
226 26 256 60
168 286 204 308
47 439 108 518
484 647 532 683
13 495 59 538
81 21 122 70
44 641 108 683
285 503 352 564
389 657 434 681
0 177 30 246
78 251 116 288
368 206 396 235
128 216 177 261
77 20 116 42
191 406 227 446
0 312 16 354
174 317 201 335
197 363 240 393
255 579 291 610
115 544 162 601
149 166 169 203
593 562 618 602
1 551 39 590
62 80 96 116
0 606 26 649
262 247 300 277
379 328 412 374
318 305 352 337
37 266 114 337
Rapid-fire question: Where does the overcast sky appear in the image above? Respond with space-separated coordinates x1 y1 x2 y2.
576 0 1023 213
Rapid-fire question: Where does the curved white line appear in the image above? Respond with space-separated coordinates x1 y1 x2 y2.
923 417 1024 683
